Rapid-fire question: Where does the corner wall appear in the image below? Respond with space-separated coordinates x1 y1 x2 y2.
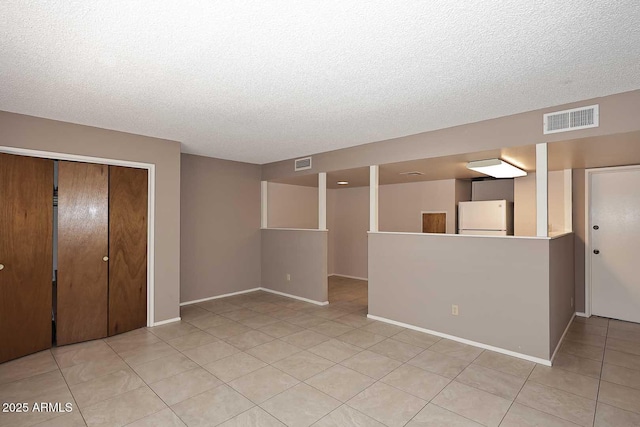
180 154 261 303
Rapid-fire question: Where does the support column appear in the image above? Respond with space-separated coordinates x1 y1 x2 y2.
536 143 548 237
564 169 573 232
370 165 379 232
261 181 268 229
319 173 327 230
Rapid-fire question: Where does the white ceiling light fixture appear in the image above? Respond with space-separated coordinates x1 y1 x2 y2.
466 159 527 178
337 181 349 185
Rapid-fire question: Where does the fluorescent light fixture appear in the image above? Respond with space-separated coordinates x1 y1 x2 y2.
337 181 349 185
466 159 527 178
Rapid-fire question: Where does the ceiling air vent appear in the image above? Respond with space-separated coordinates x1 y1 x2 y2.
294 156 312 171
543 104 599 134
399 171 424 176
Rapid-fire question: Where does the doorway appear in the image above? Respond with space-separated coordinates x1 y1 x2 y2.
588 166 640 323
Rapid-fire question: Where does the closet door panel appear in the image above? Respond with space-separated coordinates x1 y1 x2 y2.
57 161 109 345
109 166 148 336
0 153 53 363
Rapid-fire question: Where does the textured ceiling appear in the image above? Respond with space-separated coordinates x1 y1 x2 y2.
1 1 640 164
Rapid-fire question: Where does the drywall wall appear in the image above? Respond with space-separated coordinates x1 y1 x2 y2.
261 229 328 303
369 233 551 359
263 90 640 181
549 233 575 354
514 171 567 236
573 169 586 313
379 180 456 233
472 179 514 202
331 186 369 279
0 111 181 323
267 182 318 229
180 154 261 303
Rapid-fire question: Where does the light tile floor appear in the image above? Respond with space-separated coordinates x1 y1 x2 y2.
1 277 640 426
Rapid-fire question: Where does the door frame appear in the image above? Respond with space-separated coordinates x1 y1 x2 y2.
0 146 156 327
585 164 640 318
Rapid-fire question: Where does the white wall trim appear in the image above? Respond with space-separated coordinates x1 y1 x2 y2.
329 274 368 281
584 164 640 318
180 288 261 306
261 227 328 232
367 314 552 366
152 317 181 327
0 145 157 327
261 181 268 229
369 165 379 232
318 172 327 230
536 143 548 237
550 313 575 364
259 287 329 306
367 230 572 240
575 312 588 318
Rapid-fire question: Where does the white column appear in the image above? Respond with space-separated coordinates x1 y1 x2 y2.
370 165 379 232
318 173 327 230
564 169 573 232
261 181 268 229
536 143 548 237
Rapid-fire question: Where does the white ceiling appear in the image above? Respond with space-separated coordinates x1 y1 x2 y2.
1 1 640 164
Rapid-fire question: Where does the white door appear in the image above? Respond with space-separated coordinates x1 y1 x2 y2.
591 168 640 323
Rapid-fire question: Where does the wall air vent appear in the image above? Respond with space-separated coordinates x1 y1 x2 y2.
294 156 312 171
543 104 599 134
399 171 424 176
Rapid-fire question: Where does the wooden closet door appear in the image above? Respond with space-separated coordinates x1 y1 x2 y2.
109 166 148 335
57 161 109 345
0 153 53 363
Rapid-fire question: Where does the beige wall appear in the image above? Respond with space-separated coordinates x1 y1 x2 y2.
261 229 328 303
514 171 567 236
330 186 369 279
472 179 514 202
263 90 640 181
180 154 261 303
327 189 336 275
380 180 457 234
549 234 575 352
267 182 318 229
572 169 586 313
369 233 552 359
0 111 181 322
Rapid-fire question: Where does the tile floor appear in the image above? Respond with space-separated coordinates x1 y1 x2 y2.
1 277 640 426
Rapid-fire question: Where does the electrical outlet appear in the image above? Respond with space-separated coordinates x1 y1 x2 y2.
286 274 291 282
451 305 459 316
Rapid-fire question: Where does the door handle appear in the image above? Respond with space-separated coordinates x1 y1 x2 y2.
0 264 4 271
103 256 109 262
593 250 600 255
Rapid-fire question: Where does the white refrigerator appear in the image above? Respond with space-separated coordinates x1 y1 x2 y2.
458 200 514 236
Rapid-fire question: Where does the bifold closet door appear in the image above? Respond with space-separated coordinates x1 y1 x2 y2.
109 166 148 335
0 153 53 363
57 161 109 345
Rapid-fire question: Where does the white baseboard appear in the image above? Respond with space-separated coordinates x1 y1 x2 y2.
180 288 261 306
550 313 576 364
259 287 328 306
367 314 552 366
329 274 368 281
152 317 181 327
575 312 588 318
